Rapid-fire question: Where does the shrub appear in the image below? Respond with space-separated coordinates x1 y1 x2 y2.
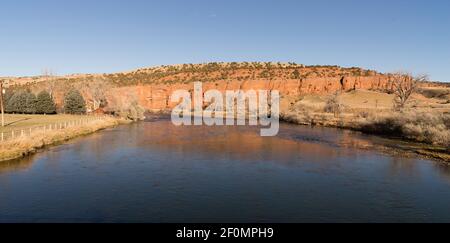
324 93 344 118
291 70 301 79
359 111 450 147
64 89 86 114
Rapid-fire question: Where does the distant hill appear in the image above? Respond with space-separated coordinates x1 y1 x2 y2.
4 62 382 87
2 62 447 113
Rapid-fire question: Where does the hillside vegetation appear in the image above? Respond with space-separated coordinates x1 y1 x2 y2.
6 62 380 88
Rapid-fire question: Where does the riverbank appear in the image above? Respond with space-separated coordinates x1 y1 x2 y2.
145 109 449 163
281 110 450 163
277 88 450 163
0 116 129 162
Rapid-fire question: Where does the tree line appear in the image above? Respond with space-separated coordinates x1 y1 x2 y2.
4 89 87 115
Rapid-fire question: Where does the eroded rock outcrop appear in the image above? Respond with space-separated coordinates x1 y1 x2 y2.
104 75 391 111
6 62 395 112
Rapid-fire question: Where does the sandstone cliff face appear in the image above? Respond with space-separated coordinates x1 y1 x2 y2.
104 75 391 111
6 62 396 112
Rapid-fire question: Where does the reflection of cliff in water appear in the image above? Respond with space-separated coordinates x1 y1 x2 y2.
0 119 448 179
1 118 450 223
127 121 430 172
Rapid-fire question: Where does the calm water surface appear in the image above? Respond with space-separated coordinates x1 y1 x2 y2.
1 119 450 222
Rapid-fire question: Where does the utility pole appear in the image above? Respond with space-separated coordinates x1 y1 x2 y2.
0 79 5 127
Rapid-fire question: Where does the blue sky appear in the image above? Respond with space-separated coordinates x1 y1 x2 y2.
1 0 449 81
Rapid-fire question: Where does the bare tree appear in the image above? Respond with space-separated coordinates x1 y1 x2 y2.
390 72 427 110
324 92 344 118
42 69 57 98
107 89 145 120
86 78 109 111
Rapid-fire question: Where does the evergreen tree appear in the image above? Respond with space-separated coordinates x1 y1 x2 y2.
5 92 17 113
36 91 56 114
64 89 86 114
3 91 14 113
24 92 37 114
6 91 27 113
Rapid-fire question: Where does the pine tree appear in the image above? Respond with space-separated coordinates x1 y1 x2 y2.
3 91 14 113
24 92 37 114
64 89 86 114
6 91 27 113
36 91 56 114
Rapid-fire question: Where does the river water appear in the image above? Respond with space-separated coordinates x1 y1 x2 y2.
1 119 449 222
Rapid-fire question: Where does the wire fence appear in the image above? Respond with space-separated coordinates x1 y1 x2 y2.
0 116 109 142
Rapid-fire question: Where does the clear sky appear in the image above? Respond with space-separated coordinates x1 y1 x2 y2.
1 0 449 81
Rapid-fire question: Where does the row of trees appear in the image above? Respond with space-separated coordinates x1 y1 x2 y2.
6 91 56 114
4 90 86 115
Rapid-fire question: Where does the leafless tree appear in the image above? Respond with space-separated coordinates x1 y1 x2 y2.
42 69 57 98
86 78 109 110
390 72 427 110
325 92 344 118
107 89 145 120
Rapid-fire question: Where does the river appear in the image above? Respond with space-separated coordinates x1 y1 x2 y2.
1 118 450 222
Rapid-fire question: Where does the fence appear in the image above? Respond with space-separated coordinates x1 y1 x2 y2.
0 116 109 142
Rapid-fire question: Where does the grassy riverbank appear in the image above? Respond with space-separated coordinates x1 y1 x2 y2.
281 90 450 162
0 115 127 162
0 114 93 132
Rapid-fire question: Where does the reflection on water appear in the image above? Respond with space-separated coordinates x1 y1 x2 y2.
0 120 450 223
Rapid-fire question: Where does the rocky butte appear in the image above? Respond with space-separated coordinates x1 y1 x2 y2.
4 62 396 113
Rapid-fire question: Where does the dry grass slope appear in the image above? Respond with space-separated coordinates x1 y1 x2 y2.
357 110 450 147
0 117 124 162
282 88 450 162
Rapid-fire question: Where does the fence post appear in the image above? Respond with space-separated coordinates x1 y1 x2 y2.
29 128 32 136
12 130 14 139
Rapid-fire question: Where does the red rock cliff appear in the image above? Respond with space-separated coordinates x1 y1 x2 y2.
106 75 391 111
8 62 394 112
